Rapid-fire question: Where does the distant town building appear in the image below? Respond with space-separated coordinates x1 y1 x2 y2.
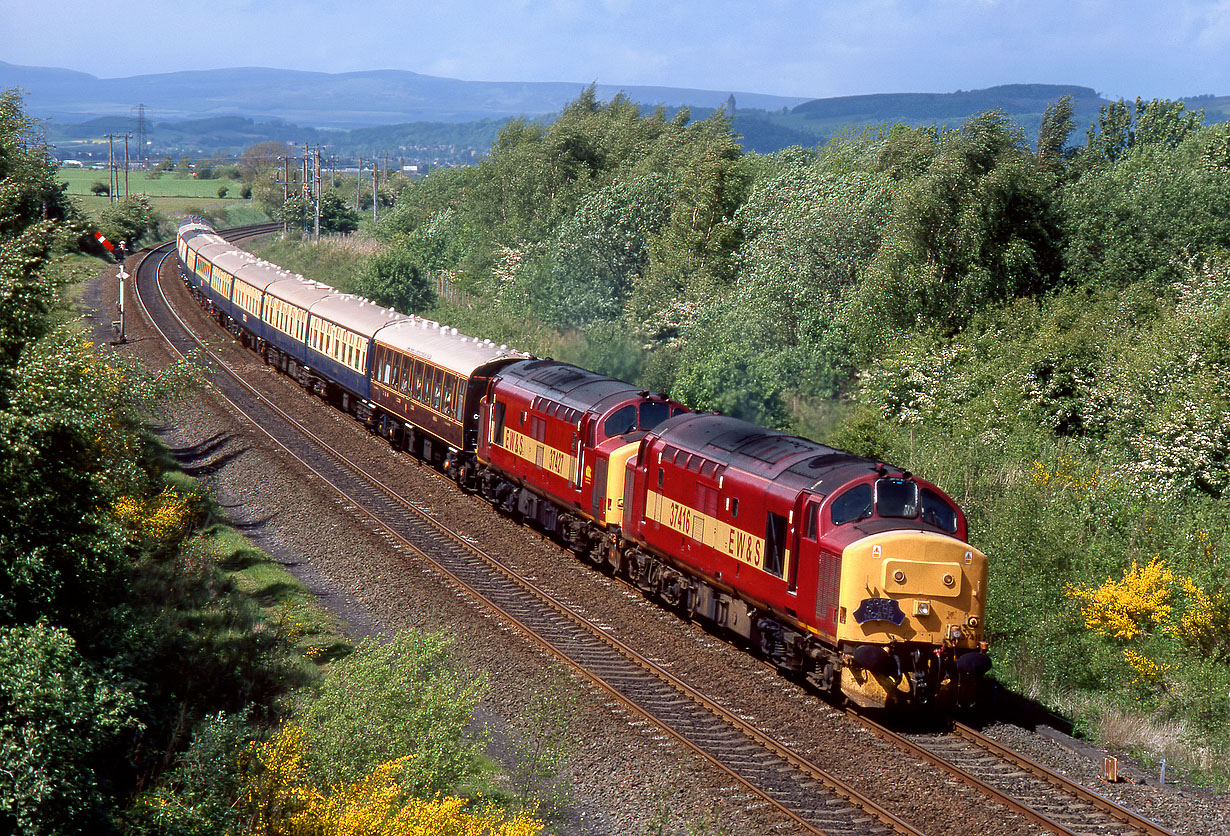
725 94 736 116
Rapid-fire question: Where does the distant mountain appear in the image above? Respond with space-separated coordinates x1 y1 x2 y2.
0 61 808 127
8 62 1225 164
792 83 1101 121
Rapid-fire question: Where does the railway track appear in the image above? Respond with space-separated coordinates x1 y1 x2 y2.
131 231 921 836
126 226 1182 836
851 714 1175 836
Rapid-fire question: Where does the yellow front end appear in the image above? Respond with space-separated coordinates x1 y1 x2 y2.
836 531 988 708
601 441 640 528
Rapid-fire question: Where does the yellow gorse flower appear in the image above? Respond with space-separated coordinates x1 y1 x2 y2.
1168 577 1230 655
112 485 198 543
239 724 544 836
1030 456 1114 492
1122 648 1169 683
1066 556 1174 640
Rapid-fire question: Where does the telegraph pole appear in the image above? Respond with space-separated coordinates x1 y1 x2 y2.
372 160 378 222
313 145 321 241
355 155 362 211
107 134 116 203
281 155 289 236
123 133 131 198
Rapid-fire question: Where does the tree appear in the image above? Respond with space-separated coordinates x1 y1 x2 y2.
528 172 672 328
97 195 158 249
858 110 1063 332
353 248 435 314
319 189 359 234
1063 133 1230 290
1084 97 1204 164
89 180 109 196
1036 95 1075 175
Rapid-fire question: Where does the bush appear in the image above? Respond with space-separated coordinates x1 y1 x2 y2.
0 623 140 836
353 248 434 314
297 630 487 797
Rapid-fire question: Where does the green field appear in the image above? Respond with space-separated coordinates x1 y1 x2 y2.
59 167 271 226
58 166 245 197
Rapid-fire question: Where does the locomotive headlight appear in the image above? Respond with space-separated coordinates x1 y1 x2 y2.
948 625 964 641
914 600 930 616
893 570 906 584
967 616 979 629
943 573 955 587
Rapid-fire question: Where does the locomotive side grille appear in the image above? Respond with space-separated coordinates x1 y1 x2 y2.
817 555 840 623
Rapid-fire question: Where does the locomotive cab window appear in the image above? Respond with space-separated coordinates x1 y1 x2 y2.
876 478 918 519
830 483 872 526
920 487 958 533
604 404 637 437
639 401 671 432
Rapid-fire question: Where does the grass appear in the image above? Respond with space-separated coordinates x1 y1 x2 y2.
158 466 351 666
59 166 247 198
61 166 272 229
248 234 378 290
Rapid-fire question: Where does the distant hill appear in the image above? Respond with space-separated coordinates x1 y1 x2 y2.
0 61 807 127
788 83 1113 143
8 62 1224 165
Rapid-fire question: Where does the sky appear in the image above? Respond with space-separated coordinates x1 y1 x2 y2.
2 0 1228 101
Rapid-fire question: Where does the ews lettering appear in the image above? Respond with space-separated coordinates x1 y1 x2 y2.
727 528 763 568
503 427 526 457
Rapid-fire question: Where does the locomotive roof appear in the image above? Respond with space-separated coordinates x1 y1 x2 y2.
653 413 879 495
497 359 650 415
310 294 409 337
375 318 529 377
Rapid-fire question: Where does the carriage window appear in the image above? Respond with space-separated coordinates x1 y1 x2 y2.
455 381 467 419
830 483 872 526
431 372 442 410
920 488 958 533
604 405 637 437
442 376 454 414
876 479 918 519
639 401 671 431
